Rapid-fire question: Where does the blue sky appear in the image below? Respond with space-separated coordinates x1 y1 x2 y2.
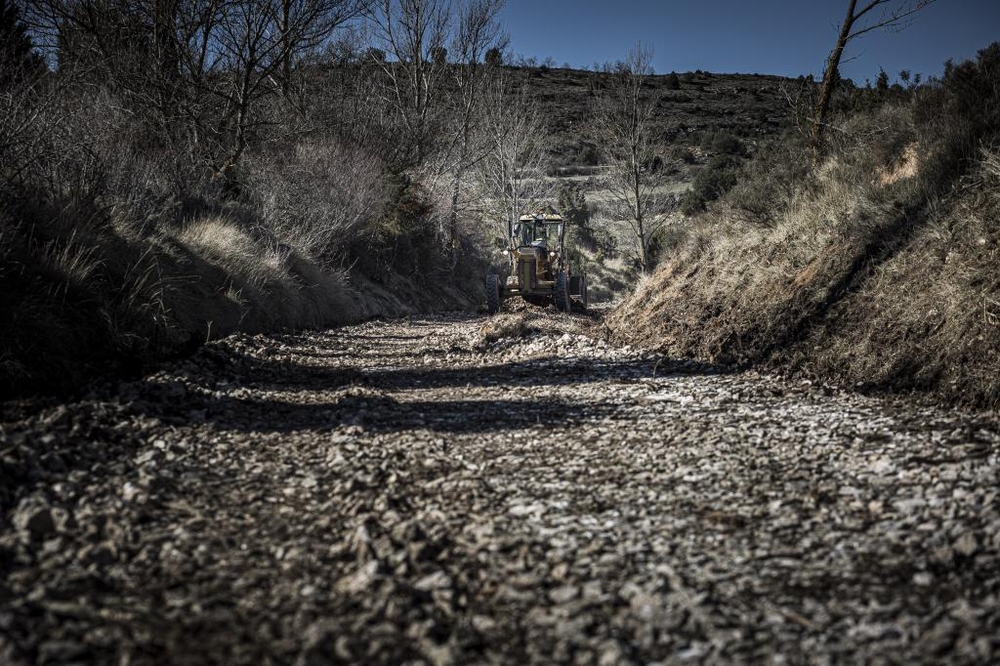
500 0 1000 83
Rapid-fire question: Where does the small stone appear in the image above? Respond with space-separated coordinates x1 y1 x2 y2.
549 585 579 604
82 542 118 567
953 533 977 557
122 482 140 502
336 561 378 594
37 640 86 663
471 615 497 633
598 640 625 666
136 450 158 466
13 502 55 540
414 571 451 592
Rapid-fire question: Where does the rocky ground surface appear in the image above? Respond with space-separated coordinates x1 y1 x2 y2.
1 311 998 665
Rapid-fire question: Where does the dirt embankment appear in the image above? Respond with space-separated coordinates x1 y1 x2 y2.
608 158 1000 408
0 211 481 401
1 313 997 664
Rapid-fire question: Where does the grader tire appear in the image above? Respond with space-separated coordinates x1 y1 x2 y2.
571 275 588 312
486 273 501 314
554 271 571 312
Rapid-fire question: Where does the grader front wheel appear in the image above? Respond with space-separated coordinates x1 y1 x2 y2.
486 273 501 314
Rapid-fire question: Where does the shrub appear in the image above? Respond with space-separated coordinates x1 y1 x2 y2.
485 48 503 67
724 133 812 226
242 139 384 263
558 183 594 250
708 131 745 156
669 145 696 164
915 42 1000 192
681 155 740 215
349 174 440 280
576 141 600 166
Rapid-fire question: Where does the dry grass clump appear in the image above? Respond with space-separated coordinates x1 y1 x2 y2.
172 216 357 333
611 44 1000 407
0 206 362 398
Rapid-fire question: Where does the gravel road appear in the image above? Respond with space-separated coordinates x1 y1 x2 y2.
1 313 998 665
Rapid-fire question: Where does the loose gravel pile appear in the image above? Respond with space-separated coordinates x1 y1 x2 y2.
1 312 998 664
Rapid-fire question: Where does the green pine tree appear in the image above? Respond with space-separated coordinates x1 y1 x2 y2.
875 68 890 95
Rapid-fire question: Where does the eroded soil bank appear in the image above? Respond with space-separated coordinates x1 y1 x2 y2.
1 313 998 664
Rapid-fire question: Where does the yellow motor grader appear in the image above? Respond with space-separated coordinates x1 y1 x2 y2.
486 212 588 314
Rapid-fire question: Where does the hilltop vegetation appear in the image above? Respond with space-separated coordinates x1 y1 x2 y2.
503 66 791 168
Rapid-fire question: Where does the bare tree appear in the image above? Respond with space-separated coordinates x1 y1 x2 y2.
27 0 367 184
365 0 451 166
275 0 371 95
201 0 370 180
592 43 663 274
811 0 937 159
473 68 552 241
441 0 505 266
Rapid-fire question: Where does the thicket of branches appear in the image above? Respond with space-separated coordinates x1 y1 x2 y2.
5 0 546 270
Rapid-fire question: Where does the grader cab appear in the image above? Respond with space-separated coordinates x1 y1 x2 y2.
486 212 588 314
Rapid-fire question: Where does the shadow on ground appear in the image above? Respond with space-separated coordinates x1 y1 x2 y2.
128 346 727 435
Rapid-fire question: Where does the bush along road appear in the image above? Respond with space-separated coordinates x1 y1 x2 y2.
1 313 998 664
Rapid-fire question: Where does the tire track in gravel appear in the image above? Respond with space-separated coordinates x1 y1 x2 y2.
1 313 998 664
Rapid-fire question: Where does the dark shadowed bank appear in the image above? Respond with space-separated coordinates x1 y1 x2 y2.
0 191 482 399
610 44 1000 408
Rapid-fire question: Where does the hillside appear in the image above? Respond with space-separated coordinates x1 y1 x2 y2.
494 66 798 298
509 67 793 168
608 44 1000 407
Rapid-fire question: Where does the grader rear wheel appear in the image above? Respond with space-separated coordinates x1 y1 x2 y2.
570 275 588 312
554 271 571 312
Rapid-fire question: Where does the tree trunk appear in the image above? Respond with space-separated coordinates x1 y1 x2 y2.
280 0 292 95
812 0 857 162
633 164 647 273
448 162 464 270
